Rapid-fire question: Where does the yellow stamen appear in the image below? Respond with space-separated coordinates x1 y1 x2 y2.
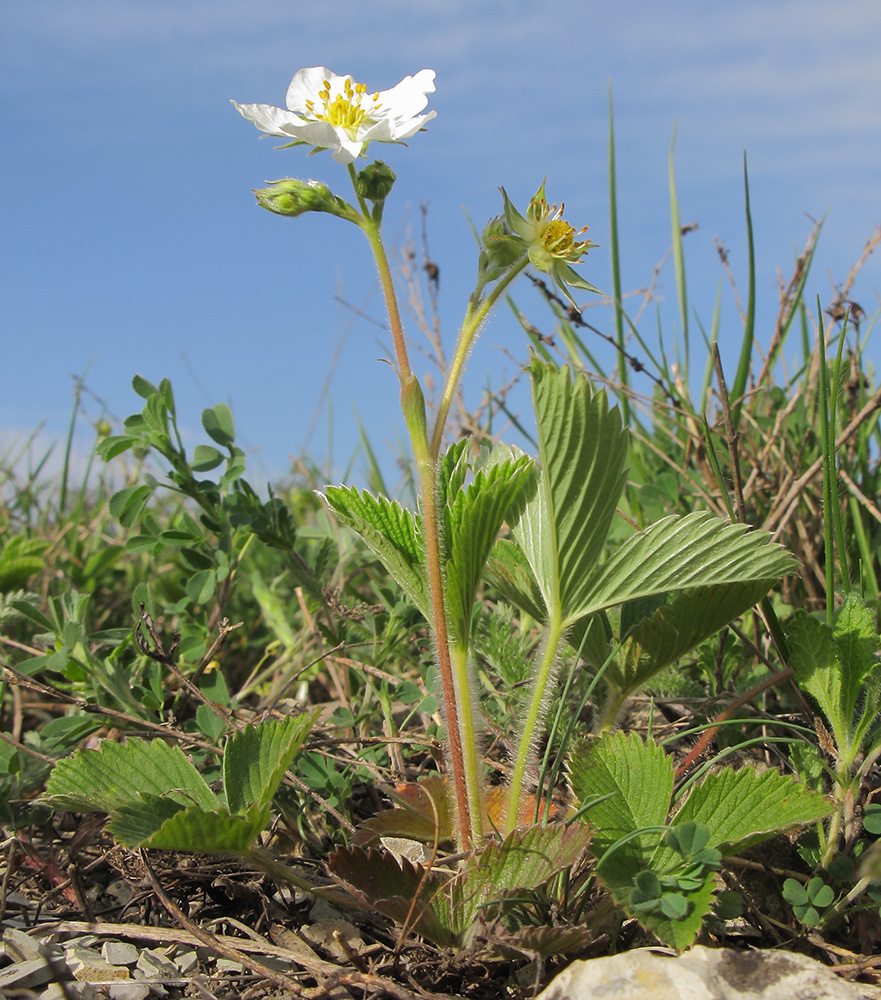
535 200 592 261
304 76 382 134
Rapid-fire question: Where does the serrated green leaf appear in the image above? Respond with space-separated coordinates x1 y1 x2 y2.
786 595 881 761
224 712 318 814
202 403 236 447
142 803 270 852
570 737 764 950
833 593 878 685
787 610 843 734
106 793 185 846
574 512 796 622
437 439 472 510
600 578 783 696
322 486 429 619
330 826 587 946
834 594 880 753
444 453 534 646
453 825 588 929
569 732 673 884
485 538 547 622
45 738 217 814
671 766 832 857
636 878 717 950
513 358 628 623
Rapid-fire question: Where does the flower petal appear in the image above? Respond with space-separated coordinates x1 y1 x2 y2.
376 69 436 119
231 100 308 137
389 112 437 141
331 133 366 165
285 66 340 113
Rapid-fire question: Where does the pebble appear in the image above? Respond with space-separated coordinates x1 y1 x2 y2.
103 940 141 967
536 946 881 1000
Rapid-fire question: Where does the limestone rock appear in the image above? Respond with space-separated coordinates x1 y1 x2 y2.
536 946 880 1000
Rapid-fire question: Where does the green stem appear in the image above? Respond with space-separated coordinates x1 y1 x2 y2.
822 800 843 870
593 686 629 736
352 171 474 851
450 643 484 840
418 467 476 851
357 223 413 385
430 259 528 460
353 169 532 848
829 874 873 918
505 617 565 834
821 763 853 870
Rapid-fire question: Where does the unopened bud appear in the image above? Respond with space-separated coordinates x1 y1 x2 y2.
480 214 525 275
481 215 509 244
354 161 397 203
254 178 356 220
400 373 429 464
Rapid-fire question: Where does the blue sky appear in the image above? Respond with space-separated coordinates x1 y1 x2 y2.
3 0 880 489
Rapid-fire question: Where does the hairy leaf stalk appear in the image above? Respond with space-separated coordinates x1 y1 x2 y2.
505 617 565 834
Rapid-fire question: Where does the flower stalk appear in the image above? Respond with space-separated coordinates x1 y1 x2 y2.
429 258 529 461
346 166 478 850
234 68 601 852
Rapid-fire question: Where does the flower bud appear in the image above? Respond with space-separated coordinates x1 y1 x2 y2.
480 214 526 275
354 161 397 203
400 373 429 464
481 214 509 244
254 178 356 220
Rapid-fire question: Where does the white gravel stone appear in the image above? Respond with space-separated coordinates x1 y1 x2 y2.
66 945 133 983
2 927 44 962
536 946 881 1000
107 981 152 1000
103 940 140 966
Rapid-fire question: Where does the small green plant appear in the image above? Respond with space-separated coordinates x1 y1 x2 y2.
45 714 317 857
782 876 836 927
569 731 832 948
229 65 796 853
787 592 881 867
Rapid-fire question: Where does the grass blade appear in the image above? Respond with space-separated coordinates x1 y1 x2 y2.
730 154 756 429
668 124 689 371
608 82 630 425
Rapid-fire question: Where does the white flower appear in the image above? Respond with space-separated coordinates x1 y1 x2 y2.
232 67 436 165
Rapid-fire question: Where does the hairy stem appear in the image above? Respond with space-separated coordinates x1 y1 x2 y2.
505 617 565 834
418 469 476 851
450 643 484 841
354 180 474 851
430 259 528 460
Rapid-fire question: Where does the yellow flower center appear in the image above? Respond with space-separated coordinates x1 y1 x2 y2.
532 198 591 261
305 77 381 134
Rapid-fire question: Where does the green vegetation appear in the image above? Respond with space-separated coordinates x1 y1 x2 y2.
3 78 881 994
